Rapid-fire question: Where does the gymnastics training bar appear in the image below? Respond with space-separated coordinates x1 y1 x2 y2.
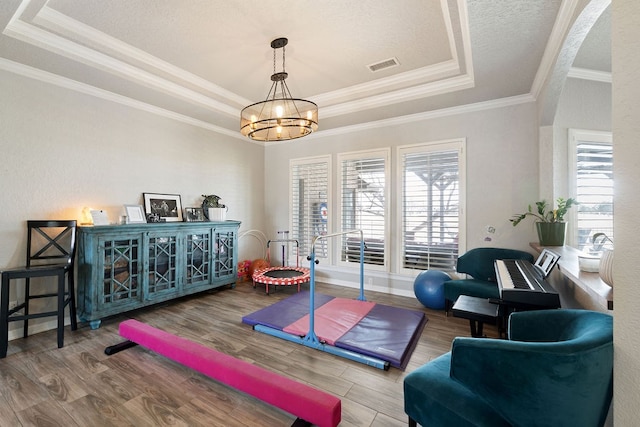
254 229 389 370
106 319 341 427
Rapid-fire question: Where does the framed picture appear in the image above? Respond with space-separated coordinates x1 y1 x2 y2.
124 204 147 224
184 207 205 222
90 209 109 226
143 193 183 222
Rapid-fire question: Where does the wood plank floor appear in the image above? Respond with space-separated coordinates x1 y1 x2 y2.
0 281 499 426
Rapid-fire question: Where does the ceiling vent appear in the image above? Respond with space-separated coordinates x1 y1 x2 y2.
367 57 400 72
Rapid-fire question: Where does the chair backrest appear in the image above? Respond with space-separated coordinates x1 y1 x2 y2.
26 220 77 268
456 247 534 281
452 309 613 427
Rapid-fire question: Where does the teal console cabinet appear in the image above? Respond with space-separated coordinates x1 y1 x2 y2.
77 221 240 329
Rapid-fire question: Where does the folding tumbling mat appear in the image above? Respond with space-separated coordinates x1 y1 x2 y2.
242 291 427 369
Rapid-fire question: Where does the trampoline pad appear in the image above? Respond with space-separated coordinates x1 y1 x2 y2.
264 270 305 279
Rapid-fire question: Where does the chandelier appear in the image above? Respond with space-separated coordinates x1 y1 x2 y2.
240 38 318 141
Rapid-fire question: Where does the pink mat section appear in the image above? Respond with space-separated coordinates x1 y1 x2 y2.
283 297 375 345
119 319 341 427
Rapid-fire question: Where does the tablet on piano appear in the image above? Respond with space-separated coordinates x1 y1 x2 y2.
534 248 561 278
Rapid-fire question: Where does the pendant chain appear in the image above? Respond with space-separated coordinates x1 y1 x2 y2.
272 44 286 74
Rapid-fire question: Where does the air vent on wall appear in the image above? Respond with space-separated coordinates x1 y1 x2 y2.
367 57 400 72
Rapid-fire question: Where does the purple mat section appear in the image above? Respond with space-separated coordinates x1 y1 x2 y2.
335 304 427 369
242 291 334 330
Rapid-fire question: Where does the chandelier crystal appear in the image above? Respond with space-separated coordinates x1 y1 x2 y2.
240 38 318 141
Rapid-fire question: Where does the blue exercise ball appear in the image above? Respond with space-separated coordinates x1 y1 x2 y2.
413 269 450 310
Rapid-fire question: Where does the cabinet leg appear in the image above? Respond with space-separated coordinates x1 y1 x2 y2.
89 319 102 330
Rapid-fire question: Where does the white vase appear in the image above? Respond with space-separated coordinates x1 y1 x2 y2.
598 249 614 287
207 207 227 221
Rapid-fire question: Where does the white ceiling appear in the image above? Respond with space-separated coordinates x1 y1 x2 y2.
0 0 610 142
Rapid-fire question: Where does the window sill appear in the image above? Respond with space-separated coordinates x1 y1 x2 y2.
531 243 613 311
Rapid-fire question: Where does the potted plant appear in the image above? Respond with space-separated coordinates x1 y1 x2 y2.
201 194 227 221
510 197 578 246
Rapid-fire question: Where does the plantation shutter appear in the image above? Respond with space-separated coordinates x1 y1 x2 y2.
339 152 387 267
401 147 459 271
575 141 613 249
291 157 330 259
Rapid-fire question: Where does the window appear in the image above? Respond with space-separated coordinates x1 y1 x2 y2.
338 149 389 268
568 129 613 251
398 140 464 272
290 156 330 259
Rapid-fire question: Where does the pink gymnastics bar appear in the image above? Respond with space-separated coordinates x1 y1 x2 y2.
117 319 341 427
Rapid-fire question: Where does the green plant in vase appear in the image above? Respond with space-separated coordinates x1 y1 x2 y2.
202 194 224 209
510 197 578 246
201 194 227 221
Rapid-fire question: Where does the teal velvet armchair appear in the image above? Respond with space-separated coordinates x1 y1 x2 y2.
404 309 613 427
444 247 534 311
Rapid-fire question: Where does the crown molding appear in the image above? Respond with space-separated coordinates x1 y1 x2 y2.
315 0 474 117
0 57 246 141
530 0 581 99
4 15 240 117
567 66 611 83
1 53 531 146
312 59 461 107
456 0 474 78
320 73 474 118
308 0 472 108
33 4 250 106
282 93 535 144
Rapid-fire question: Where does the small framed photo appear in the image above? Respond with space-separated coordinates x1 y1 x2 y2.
184 207 205 222
124 205 147 224
143 193 183 222
90 209 109 226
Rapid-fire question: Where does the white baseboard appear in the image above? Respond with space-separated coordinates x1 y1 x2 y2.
7 318 72 341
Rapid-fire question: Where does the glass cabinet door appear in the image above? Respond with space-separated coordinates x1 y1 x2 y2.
146 233 179 299
213 228 236 281
99 236 143 310
185 231 211 288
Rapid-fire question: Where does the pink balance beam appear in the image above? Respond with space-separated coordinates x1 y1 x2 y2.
117 319 341 427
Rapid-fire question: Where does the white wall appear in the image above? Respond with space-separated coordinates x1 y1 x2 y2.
0 70 266 334
264 101 542 295
552 77 612 199
555 78 612 131
612 1 640 424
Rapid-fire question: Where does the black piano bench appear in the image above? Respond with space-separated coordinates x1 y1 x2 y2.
452 295 501 338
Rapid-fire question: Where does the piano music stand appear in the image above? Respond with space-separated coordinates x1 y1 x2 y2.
452 295 501 338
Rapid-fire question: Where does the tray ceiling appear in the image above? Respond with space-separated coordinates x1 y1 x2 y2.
0 0 610 142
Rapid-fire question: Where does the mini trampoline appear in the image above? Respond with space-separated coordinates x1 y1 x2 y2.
252 235 310 295
252 266 310 295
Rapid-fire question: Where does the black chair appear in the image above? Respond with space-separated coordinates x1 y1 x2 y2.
1 220 78 358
